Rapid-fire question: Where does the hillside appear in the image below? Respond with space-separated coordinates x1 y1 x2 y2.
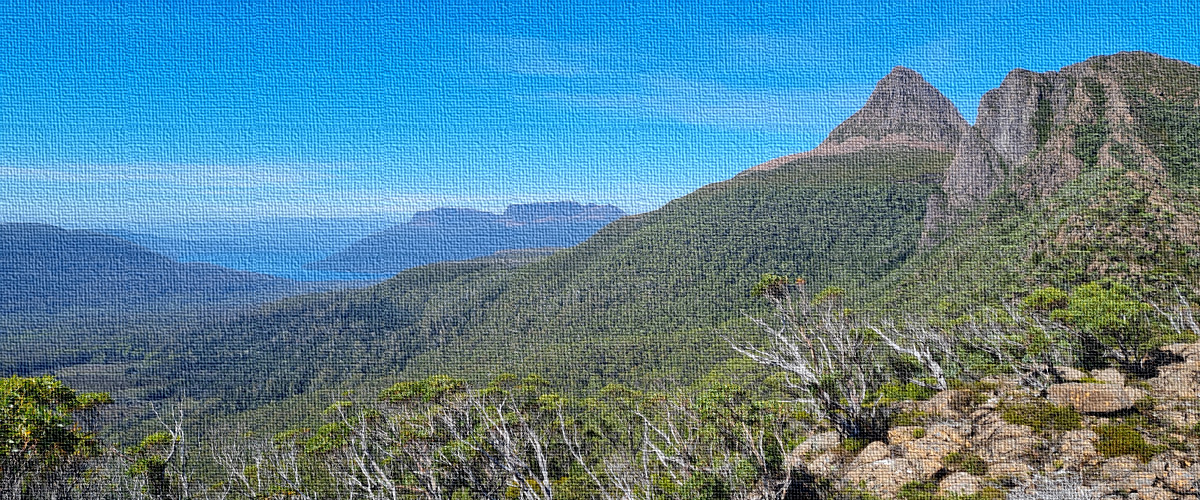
307 201 625 273
188 52 1200 397
89 66 960 410
0 223 333 317
21 50 1199 440
7 51 1200 499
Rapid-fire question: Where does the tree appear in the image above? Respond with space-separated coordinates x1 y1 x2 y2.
0 375 111 500
1031 281 1197 374
733 276 893 440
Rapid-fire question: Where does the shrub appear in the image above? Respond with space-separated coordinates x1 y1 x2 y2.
1095 423 1164 462
896 480 938 500
942 451 988 476
1000 400 1082 433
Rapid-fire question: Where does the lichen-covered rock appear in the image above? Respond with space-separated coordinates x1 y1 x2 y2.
1047 382 1146 413
939 472 981 496
926 423 972 447
1133 486 1178 500
1092 368 1126 385
841 458 924 498
987 461 1034 482
974 421 1040 463
1101 456 1157 493
887 426 924 446
1151 453 1198 495
1053 429 1100 472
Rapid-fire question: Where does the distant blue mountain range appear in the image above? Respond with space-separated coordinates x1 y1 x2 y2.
306 201 626 274
0 223 339 316
104 217 399 281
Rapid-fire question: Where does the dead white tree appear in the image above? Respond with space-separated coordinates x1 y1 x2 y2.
732 279 892 439
957 305 1076 392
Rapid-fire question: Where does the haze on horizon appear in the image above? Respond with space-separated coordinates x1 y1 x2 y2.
1 0 1197 227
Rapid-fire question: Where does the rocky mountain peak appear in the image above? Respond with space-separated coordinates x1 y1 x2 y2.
747 66 968 172
825 66 969 144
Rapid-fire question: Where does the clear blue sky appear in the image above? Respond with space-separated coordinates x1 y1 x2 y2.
1 0 1197 226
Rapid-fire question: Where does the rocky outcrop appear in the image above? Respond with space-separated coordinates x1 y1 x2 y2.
1046 382 1146 414
793 342 1200 499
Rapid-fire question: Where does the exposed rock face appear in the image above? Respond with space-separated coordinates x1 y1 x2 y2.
942 127 1007 210
841 458 925 497
823 67 969 149
1046 382 1146 414
974 68 1046 170
747 66 968 172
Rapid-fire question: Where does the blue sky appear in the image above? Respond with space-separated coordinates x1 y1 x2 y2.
1 0 1198 226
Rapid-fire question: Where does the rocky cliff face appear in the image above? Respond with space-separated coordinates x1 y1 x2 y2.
753 52 1199 211
967 52 1200 201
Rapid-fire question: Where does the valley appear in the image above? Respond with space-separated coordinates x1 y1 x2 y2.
5 51 1200 499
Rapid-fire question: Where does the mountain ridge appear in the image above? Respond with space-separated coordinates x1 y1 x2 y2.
307 201 626 273
0 223 333 316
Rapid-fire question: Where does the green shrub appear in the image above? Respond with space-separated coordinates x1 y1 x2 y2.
942 451 988 476
840 437 870 454
890 410 930 427
1023 286 1068 311
1000 400 1082 433
1096 423 1164 462
875 382 937 403
896 480 938 500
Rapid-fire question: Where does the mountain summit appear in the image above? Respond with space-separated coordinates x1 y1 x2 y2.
750 66 968 172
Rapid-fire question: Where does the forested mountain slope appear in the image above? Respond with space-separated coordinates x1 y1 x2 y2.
0 223 327 316
28 52 1200 424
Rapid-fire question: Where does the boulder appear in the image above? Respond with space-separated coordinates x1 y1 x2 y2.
1159 342 1200 362
897 424 972 478
1147 361 1200 400
849 441 891 468
1047 382 1146 413
918 390 974 418
794 431 841 456
887 426 924 446
974 422 1040 463
1092 368 1126 385
841 458 925 498
804 451 841 478
939 472 981 496
1055 365 1088 382
900 436 960 478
